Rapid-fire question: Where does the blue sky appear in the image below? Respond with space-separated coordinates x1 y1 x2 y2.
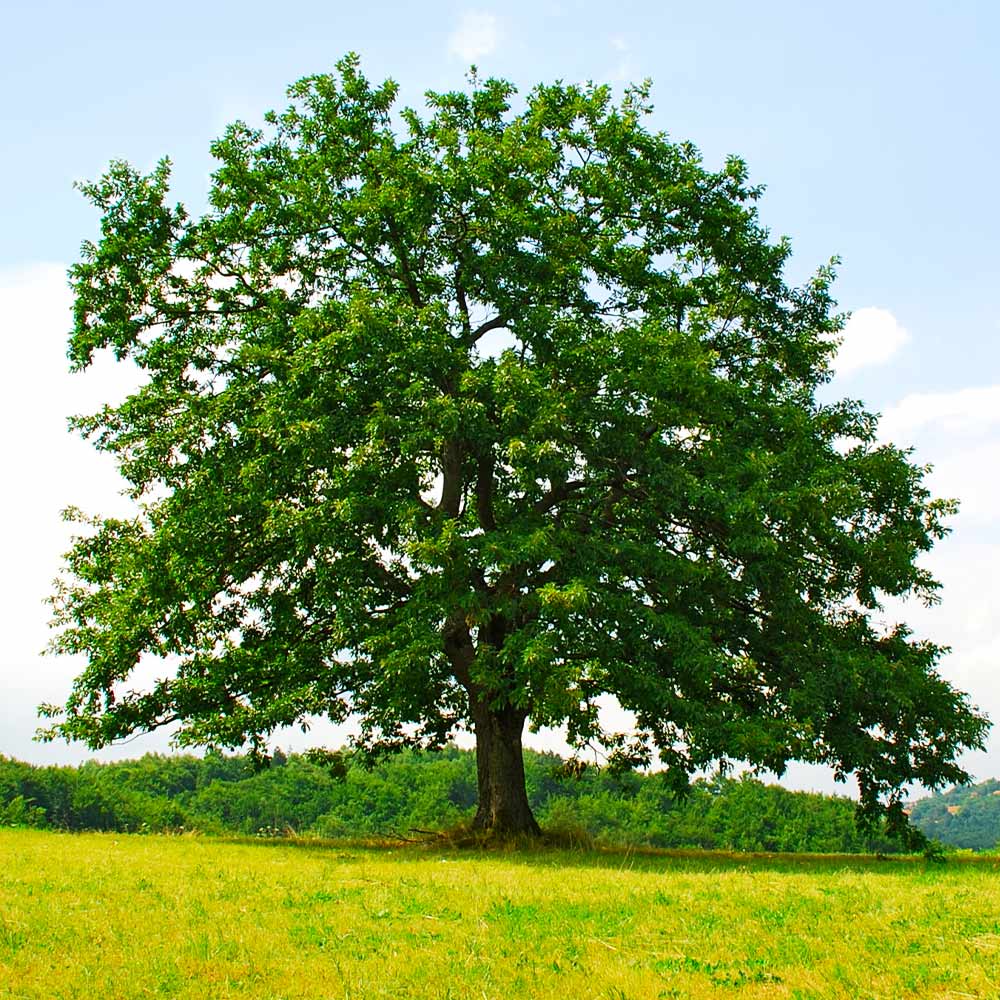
2 1 998 793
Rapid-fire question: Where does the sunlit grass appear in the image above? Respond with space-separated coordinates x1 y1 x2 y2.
1 829 999 998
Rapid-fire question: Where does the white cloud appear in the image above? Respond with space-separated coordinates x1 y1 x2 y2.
875 385 1000 532
870 379 1000 783
928 439 1000 525
833 306 910 376
879 385 1000 442
448 11 500 63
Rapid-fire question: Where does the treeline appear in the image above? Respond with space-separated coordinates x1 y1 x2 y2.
0 747 988 853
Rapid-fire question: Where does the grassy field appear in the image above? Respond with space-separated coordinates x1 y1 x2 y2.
1 830 999 999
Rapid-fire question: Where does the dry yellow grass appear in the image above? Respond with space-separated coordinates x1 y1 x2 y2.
1 829 999 999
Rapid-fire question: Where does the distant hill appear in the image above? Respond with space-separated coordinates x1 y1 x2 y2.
909 779 1000 851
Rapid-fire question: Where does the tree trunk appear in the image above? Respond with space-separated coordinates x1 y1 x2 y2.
444 612 540 837
469 698 541 836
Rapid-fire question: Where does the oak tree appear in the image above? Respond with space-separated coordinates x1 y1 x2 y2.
46 56 988 836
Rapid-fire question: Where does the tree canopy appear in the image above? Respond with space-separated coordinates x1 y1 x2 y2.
46 54 988 835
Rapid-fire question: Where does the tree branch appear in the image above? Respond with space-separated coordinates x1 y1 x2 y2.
383 215 424 309
454 262 472 337
465 314 508 347
476 452 498 531
532 477 590 516
438 440 463 517
442 610 475 690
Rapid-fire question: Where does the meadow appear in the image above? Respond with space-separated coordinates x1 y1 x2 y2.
1 830 999 1000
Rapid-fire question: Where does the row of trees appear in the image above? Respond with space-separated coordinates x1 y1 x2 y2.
5 748 986 853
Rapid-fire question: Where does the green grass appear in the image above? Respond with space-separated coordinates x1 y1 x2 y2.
1 829 999 999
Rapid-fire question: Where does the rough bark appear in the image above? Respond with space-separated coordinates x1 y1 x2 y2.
469 697 541 836
443 612 541 837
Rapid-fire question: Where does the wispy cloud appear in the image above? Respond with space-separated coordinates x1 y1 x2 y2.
608 34 636 82
874 381 1000 782
880 385 1000 441
448 11 501 63
832 306 910 377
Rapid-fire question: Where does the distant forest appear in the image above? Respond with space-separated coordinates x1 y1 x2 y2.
1 747 997 852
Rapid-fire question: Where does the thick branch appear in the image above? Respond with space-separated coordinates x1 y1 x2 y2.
476 452 498 531
455 263 471 337
533 477 590 516
465 315 508 347
369 557 413 600
439 440 463 517
442 611 475 690
384 216 424 309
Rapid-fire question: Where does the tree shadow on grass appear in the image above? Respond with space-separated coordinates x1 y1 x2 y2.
223 833 1000 877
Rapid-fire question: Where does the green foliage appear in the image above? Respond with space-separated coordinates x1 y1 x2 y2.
0 755 189 833
45 55 988 828
0 750 921 852
908 778 1000 851
0 795 47 828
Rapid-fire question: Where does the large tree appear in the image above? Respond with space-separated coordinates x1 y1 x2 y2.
46 56 987 836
